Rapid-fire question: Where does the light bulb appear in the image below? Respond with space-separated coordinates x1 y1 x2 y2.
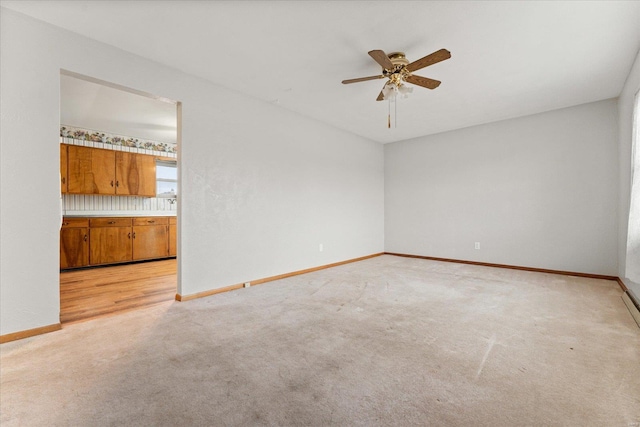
397 84 413 98
382 83 397 100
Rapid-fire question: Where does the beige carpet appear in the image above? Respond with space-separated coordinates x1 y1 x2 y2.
1 255 639 426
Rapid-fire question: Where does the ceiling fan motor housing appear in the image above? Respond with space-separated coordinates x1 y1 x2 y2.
388 52 409 67
383 53 410 85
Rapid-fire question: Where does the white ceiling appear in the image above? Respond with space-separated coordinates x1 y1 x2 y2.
60 74 178 144
3 1 640 144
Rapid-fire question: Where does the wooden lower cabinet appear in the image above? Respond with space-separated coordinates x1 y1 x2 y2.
60 219 89 269
133 217 169 260
169 217 177 257
90 226 133 265
61 216 175 269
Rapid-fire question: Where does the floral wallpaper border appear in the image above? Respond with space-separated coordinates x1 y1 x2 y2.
60 125 177 153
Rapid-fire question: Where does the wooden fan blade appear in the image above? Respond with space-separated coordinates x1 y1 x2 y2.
368 50 394 70
376 82 388 101
342 75 385 84
405 75 441 90
406 49 451 73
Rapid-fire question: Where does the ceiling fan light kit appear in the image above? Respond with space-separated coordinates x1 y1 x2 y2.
382 82 413 101
342 48 451 128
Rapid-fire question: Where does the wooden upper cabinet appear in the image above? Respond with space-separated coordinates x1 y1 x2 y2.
64 145 156 197
116 152 156 197
60 144 68 193
67 145 115 194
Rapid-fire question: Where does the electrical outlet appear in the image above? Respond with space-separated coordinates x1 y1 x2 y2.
244 282 251 288
475 242 480 250
319 243 323 252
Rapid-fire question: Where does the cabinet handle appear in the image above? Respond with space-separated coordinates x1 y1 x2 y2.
61 177 66 184
84 234 88 242
128 232 131 239
133 232 136 239
116 180 119 187
147 220 155 223
108 221 116 224
62 222 69 226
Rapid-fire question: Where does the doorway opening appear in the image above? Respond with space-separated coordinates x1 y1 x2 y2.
59 70 181 324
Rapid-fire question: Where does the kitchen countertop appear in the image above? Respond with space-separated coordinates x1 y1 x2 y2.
63 211 176 218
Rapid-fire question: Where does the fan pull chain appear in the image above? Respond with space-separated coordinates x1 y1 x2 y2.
387 97 398 129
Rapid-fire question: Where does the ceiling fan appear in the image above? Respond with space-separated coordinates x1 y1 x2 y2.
342 48 451 101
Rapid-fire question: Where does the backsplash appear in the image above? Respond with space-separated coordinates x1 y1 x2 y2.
62 192 177 214
61 126 177 216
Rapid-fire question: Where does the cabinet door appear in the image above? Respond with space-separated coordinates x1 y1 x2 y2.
60 227 88 269
116 152 156 196
132 225 168 260
168 223 177 257
89 227 132 265
67 146 115 194
60 144 68 193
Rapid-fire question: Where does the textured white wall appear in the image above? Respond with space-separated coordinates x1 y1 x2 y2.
180 82 384 294
0 9 383 335
618 49 640 298
625 95 640 286
385 100 619 276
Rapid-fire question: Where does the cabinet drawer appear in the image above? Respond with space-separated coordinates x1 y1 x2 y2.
62 218 89 228
133 217 169 226
90 217 132 227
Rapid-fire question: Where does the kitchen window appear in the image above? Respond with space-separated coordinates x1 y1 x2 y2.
156 160 177 198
